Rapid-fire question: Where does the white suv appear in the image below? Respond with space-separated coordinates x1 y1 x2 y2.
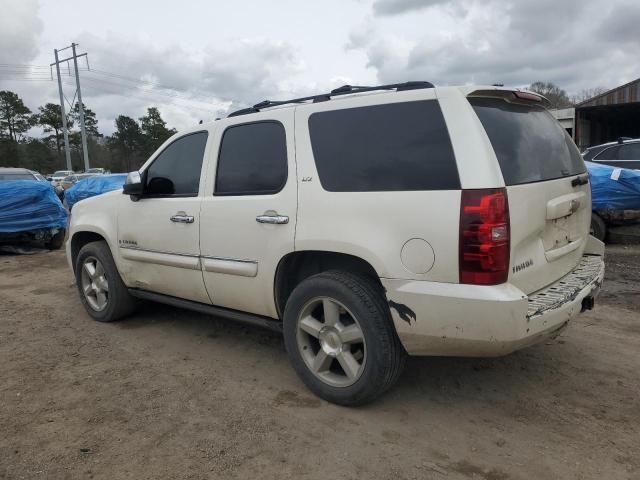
66 82 605 405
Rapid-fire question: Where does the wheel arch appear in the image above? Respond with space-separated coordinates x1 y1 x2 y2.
273 250 382 318
70 229 110 273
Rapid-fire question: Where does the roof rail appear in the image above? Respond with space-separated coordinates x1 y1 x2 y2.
227 81 435 117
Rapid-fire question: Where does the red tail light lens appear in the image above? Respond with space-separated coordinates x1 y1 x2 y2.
459 188 510 285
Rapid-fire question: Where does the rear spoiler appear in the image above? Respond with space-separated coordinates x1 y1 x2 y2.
467 89 552 108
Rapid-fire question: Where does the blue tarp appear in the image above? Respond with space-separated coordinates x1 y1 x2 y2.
0 180 68 233
64 173 127 209
586 161 640 210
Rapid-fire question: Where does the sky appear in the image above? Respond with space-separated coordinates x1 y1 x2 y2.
1 0 639 135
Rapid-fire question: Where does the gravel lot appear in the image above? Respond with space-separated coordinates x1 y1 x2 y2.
1 246 639 480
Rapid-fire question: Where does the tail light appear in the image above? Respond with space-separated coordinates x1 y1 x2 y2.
459 188 510 285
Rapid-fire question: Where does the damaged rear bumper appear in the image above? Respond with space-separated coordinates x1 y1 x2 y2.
382 254 605 357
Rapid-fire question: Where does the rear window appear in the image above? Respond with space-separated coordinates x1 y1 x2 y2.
0 173 35 181
308 100 459 191
469 97 585 185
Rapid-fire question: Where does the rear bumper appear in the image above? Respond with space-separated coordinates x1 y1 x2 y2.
382 255 604 357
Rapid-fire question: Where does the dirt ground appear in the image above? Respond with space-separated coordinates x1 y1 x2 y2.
1 246 639 480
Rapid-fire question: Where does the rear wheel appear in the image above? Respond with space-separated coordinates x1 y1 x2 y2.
590 212 607 242
75 241 137 322
283 271 406 406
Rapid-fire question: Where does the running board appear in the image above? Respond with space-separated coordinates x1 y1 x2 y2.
128 289 283 333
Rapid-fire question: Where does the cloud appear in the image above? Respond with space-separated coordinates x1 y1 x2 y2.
350 0 639 94
373 0 452 16
0 0 43 64
29 33 307 133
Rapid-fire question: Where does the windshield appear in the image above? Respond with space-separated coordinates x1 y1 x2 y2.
0 173 36 181
469 97 585 185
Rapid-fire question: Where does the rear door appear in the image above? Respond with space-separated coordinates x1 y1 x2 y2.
199 110 296 318
469 95 591 294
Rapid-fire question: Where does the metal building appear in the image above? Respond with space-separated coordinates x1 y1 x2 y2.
574 78 640 149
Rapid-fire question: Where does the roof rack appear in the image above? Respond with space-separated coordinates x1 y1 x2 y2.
227 81 435 117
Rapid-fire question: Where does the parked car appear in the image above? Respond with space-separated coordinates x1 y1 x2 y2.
0 167 47 182
0 179 68 250
586 161 640 241
582 138 640 169
60 173 98 191
63 173 127 210
85 167 111 175
47 170 75 187
0 167 63 198
66 83 604 405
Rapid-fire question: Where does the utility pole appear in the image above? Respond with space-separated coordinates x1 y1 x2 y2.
71 43 90 171
53 48 72 171
50 44 90 171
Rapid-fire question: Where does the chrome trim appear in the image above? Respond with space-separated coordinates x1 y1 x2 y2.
170 214 195 224
256 214 289 224
119 246 257 276
201 255 257 263
201 256 258 277
119 245 200 258
119 245 201 270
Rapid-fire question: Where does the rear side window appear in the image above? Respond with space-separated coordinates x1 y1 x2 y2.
215 121 287 195
619 143 640 160
308 100 459 191
469 97 585 185
146 131 208 196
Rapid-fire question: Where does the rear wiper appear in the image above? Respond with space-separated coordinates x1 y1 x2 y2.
571 174 589 187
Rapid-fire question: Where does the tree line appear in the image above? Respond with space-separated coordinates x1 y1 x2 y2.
0 89 176 173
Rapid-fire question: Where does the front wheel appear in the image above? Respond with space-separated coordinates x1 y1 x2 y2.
75 240 137 322
283 271 406 406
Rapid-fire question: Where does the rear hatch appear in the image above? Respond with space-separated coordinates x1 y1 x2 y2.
469 92 591 294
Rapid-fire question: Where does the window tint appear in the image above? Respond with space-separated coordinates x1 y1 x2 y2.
215 121 287 195
0 173 35 181
583 145 608 161
145 131 208 196
618 143 640 160
469 97 585 185
594 146 620 160
308 100 459 192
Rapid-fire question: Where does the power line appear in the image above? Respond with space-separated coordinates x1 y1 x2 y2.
62 79 216 113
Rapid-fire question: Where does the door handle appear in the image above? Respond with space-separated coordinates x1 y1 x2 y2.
170 213 194 224
256 214 289 224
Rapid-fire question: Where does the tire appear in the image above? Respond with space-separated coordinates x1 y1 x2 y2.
283 270 406 406
74 240 137 322
590 212 607 242
46 229 65 250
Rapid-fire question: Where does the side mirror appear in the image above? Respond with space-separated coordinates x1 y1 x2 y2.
123 171 143 199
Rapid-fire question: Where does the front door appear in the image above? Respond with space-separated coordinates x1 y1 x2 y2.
199 110 297 318
117 131 211 304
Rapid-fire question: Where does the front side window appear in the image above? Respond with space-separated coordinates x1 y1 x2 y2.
145 131 208 196
308 100 459 192
215 121 288 195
